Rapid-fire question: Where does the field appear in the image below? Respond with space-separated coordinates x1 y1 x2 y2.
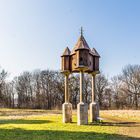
0 109 140 140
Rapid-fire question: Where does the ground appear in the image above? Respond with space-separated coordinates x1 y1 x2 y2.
0 109 140 140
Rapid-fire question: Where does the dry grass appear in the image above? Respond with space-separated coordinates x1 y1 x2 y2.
100 110 140 138
101 110 140 121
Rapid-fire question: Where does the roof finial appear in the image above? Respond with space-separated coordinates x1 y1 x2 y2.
80 27 83 36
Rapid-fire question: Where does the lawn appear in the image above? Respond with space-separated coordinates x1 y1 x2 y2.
0 109 140 140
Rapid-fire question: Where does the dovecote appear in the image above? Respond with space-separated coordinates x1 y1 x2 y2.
61 32 100 73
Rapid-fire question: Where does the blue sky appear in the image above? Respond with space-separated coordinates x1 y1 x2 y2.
0 0 140 78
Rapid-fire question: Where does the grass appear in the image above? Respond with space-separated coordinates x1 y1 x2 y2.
0 109 140 140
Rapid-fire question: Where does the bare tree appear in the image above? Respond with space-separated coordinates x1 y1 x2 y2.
69 74 79 109
120 65 140 109
95 73 108 109
0 68 8 107
0 64 139 110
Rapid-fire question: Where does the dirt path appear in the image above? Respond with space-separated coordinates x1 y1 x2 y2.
101 111 140 138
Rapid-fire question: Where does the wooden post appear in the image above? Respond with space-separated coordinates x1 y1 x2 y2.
80 71 84 103
62 72 72 123
90 72 99 122
65 73 69 103
91 73 96 102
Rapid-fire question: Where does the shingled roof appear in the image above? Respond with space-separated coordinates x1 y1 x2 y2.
71 35 91 55
61 47 71 56
91 48 100 57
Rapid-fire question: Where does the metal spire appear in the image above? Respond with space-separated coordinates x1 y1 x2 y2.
80 27 83 36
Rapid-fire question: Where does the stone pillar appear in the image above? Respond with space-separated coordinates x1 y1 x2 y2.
62 73 72 123
90 73 99 122
77 71 88 125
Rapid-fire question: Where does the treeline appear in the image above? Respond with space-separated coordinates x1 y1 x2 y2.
0 64 140 109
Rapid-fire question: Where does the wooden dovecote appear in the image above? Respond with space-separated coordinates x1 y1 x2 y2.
61 29 101 125
61 30 100 73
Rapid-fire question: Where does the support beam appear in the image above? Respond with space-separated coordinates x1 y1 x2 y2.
77 71 88 125
90 73 99 122
65 74 69 103
80 71 84 103
91 73 95 103
62 73 72 123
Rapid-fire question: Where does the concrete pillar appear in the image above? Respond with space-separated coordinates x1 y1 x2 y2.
90 73 99 122
62 73 72 123
62 102 72 123
77 71 88 125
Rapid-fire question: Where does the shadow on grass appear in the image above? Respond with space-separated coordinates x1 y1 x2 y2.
0 110 61 116
90 122 140 127
0 128 139 140
0 119 52 124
